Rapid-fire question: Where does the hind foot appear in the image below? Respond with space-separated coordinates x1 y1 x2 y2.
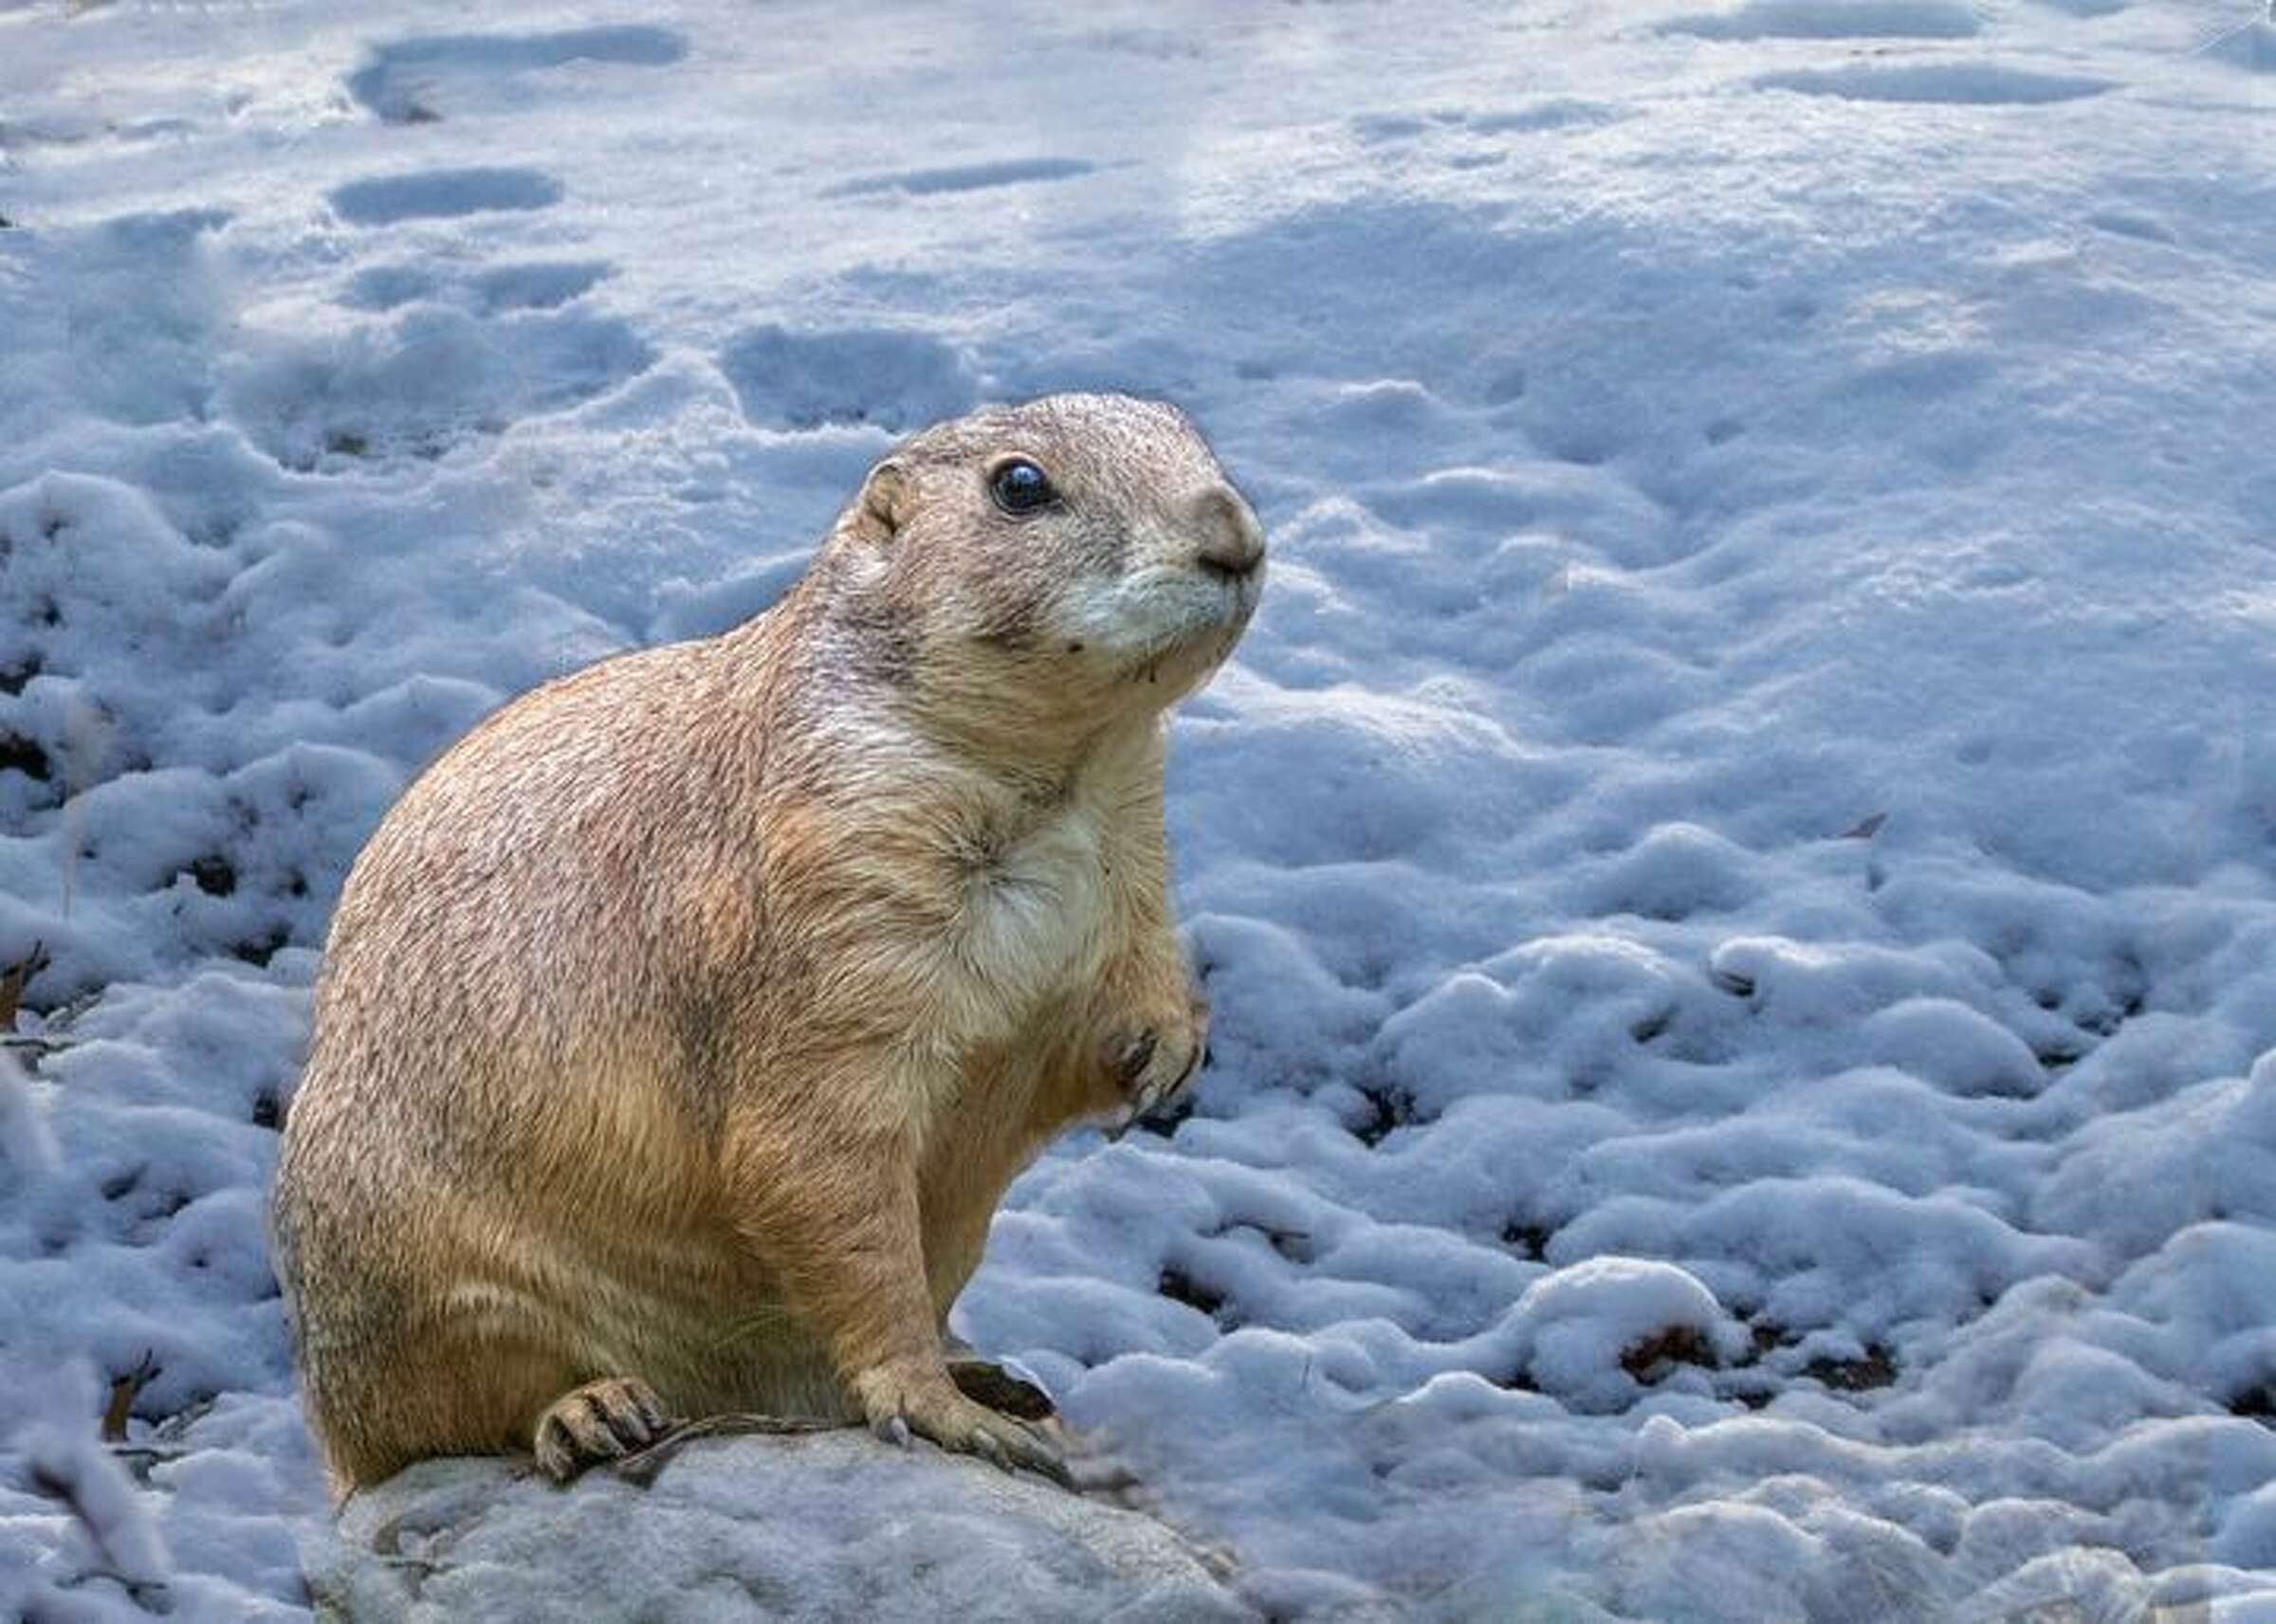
533 1377 670 1482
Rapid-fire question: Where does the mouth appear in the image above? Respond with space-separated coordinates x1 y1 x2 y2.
1075 557 1261 685
1194 559 1264 629
1124 625 1248 694
1199 552 1263 590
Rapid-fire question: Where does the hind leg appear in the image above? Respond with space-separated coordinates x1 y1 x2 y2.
531 1376 672 1482
306 1324 578 1492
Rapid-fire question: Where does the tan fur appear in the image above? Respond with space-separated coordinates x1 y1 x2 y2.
268 394 1264 1491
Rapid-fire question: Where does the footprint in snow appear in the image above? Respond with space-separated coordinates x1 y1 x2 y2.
327 166 563 226
718 324 979 432
1660 0 1980 39
828 157 1097 197
1753 63 2115 103
346 25 688 124
230 228 646 473
342 259 612 315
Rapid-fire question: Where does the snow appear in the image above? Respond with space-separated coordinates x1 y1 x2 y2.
2 1360 171 1621
1 0 2272 1617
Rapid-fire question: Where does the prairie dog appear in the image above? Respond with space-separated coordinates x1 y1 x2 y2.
268 393 1264 1491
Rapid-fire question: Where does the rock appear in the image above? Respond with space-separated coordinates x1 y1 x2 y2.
306 1429 1256 1623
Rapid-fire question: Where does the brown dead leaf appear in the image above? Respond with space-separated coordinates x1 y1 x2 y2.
0 941 48 1031
102 1351 161 1443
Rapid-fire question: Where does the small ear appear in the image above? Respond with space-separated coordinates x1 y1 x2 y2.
852 459 912 544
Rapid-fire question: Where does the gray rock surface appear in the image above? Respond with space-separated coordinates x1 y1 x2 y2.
306 1429 1256 1623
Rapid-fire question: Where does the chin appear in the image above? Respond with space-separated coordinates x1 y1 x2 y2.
1118 619 1246 701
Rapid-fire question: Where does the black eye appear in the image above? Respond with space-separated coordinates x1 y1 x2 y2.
989 458 1055 515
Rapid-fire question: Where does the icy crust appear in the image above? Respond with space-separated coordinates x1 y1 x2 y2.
2 0 2275 1618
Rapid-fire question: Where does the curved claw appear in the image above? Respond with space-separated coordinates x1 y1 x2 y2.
979 1410 1074 1483
973 1428 1013 1474
588 1381 663 1446
872 1413 913 1449
533 1377 669 1483
534 1415 579 1482
996 1419 1075 1490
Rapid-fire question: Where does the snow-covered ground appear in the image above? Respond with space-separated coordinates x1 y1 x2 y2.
3 0 2274 1616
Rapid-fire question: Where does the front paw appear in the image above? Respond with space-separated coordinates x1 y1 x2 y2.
855 1361 1071 1487
1100 991 1208 1138
532 1377 671 1483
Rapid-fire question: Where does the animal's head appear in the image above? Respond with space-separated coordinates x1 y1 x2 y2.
818 393 1264 737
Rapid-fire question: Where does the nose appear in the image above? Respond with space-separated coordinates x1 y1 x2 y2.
1187 485 1266 581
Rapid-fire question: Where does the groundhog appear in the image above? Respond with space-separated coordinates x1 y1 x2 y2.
267 392 1264 1494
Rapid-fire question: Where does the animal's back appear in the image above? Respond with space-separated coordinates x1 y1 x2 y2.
273 639 781 1483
